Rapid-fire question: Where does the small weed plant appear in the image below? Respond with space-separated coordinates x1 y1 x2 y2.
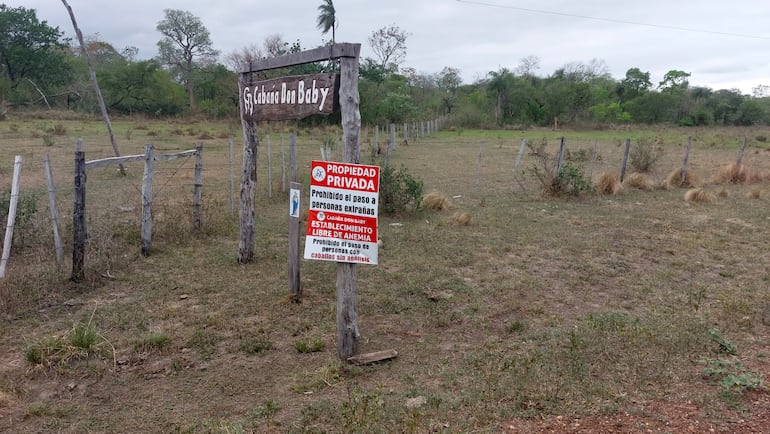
378 162 424 213
526 139 593 197
294 337 325 353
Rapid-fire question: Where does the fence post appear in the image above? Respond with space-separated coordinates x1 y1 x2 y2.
267 135 273 198
290 132 297 183
556 136 566 173
71 139 86 282
337 53 361 361
141 144 154 256
388 124 396 156
620 138 631 182
238 74 259 263
0 156 22 278
736 137 747 166
289 181 302 301
228 139 234 213
193 143 203 231
281 134 287 193
43 155 64 265
514 138 527 173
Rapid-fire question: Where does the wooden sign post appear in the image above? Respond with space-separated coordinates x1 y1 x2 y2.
240 43 364 360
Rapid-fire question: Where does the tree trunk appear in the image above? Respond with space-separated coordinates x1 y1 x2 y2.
61 0 125 176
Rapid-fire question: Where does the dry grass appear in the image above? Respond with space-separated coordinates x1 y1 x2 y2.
684 187 714 204
421 191 451 210
451 211 472 226
667 168 700 188
715 162 752 184
746 187 761 199
596 172 622 195
2 121 770 432
624 172 654 190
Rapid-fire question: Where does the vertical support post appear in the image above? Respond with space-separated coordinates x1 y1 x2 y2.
43 155 64 265
620 138 631 183
388 124 396 156
141 144 154 256
281 134 287 193
71 139 86 282
403 123 408 144
736 136 747 166
589 139 598 181
374 126 379 156
337 49 362 361
680 136 692 186
476 143 483 189
267 135 273 198
193 143 203 231
228 139 234 213
238 74 259 263
556 136 566 173
289 181 302 301
514 138 527 173
0 156 22 278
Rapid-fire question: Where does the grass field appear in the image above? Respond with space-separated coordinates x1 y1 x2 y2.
1 114 769 432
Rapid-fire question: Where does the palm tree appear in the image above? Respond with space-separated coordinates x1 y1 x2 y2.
487 68 513 126
316 0 337 43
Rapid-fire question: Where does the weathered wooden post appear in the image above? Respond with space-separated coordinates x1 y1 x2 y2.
556 136 566 173
141 144 155 256
280 134 287 193
0 156 22 278
43 155 64 265
736 137 747 166
228 139 234 213
267 135 273 198
72 139 86 282
238 73 259 263
289 181 302 301
620 138 631 182
193 143 203 231
337 45 363 361
514 138 527 173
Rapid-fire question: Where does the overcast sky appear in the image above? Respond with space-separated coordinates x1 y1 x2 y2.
11 0 770 94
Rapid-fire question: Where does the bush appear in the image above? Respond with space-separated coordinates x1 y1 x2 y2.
378 163 424 214
526 140 593 197
629 138 664 173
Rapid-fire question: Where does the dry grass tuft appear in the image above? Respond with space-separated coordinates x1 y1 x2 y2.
596 172 622 195
452 211 472 226
624 173 653 190
746 188 761 199
684 188 714 204
715 163 751 184
667 168 699 188
717 187 729 198
422 191 451 210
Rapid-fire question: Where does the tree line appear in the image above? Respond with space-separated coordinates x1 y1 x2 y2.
1 4 769 128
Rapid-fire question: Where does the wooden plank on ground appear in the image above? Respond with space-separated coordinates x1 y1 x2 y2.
347 349 398 365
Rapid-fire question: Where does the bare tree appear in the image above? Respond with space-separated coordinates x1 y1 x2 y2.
225 43 263 72
61 0 124 175
368 24 410 72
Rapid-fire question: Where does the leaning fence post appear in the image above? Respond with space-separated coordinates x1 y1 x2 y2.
71 139 86 282
556 136 566 173
193 143 203 231
0 156 22 278
43 155 64 265
620 138 631 182
141 144 154 256
736 137 747 166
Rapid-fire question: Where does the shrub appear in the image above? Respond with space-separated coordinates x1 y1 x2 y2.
379 163 424 214
629 138 663 173
526 140 593 197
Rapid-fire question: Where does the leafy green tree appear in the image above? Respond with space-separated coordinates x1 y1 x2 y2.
734 98 766 126
316 0 337 43
706 89 744 125
156 9 218 110
0 5 72 104
98 60 185 115
618 67 651 102
486 67 513 125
